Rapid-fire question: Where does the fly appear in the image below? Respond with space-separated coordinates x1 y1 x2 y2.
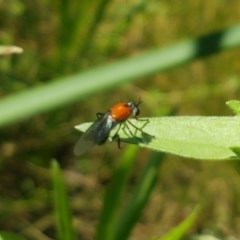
74 99 148 155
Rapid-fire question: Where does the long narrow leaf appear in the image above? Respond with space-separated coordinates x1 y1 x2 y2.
159 206 200 240
114 152 164 240
80 0 111 56
76 116 240 160
96 146 139 240
0 24 240 127
51 160 76 240
0 231 26 240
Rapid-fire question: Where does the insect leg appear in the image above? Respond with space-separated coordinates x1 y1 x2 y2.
111 123 122 149
122 122 135 137
127 118 149 135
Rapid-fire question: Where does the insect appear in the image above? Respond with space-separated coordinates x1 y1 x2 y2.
74 99 148 156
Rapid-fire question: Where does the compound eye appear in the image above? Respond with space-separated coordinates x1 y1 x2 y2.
127 101 134 107
127 101 140 116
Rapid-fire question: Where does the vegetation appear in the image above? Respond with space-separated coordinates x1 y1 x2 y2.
1 0 240 239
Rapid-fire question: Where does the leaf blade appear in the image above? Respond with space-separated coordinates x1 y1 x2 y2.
75 116 240 160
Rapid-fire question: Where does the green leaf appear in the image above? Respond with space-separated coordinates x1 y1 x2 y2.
0 232 26 240
96 149 164 240
157 205 200 240
75 116 240 160
226 100 240 115
96 146 139 240
1 23 240 127
51 160 76 240
231 146 240 157
114 152 164 240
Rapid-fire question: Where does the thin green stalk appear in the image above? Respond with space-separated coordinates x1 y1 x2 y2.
114 152 164 240
96 146 138 240
80 0 111 57
51 160 76 240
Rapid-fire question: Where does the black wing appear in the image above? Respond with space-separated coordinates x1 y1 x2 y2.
74 113 115 156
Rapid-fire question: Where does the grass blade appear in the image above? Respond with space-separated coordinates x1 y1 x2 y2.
0 24 240 127
158 205 200 240
0 231 26 240
51 160 76 240
113 152 164 240
96 146 139 240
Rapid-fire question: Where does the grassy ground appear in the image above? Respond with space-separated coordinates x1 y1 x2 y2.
1 0 240 239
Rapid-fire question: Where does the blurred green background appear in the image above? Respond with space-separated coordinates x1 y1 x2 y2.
1 0 240 239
